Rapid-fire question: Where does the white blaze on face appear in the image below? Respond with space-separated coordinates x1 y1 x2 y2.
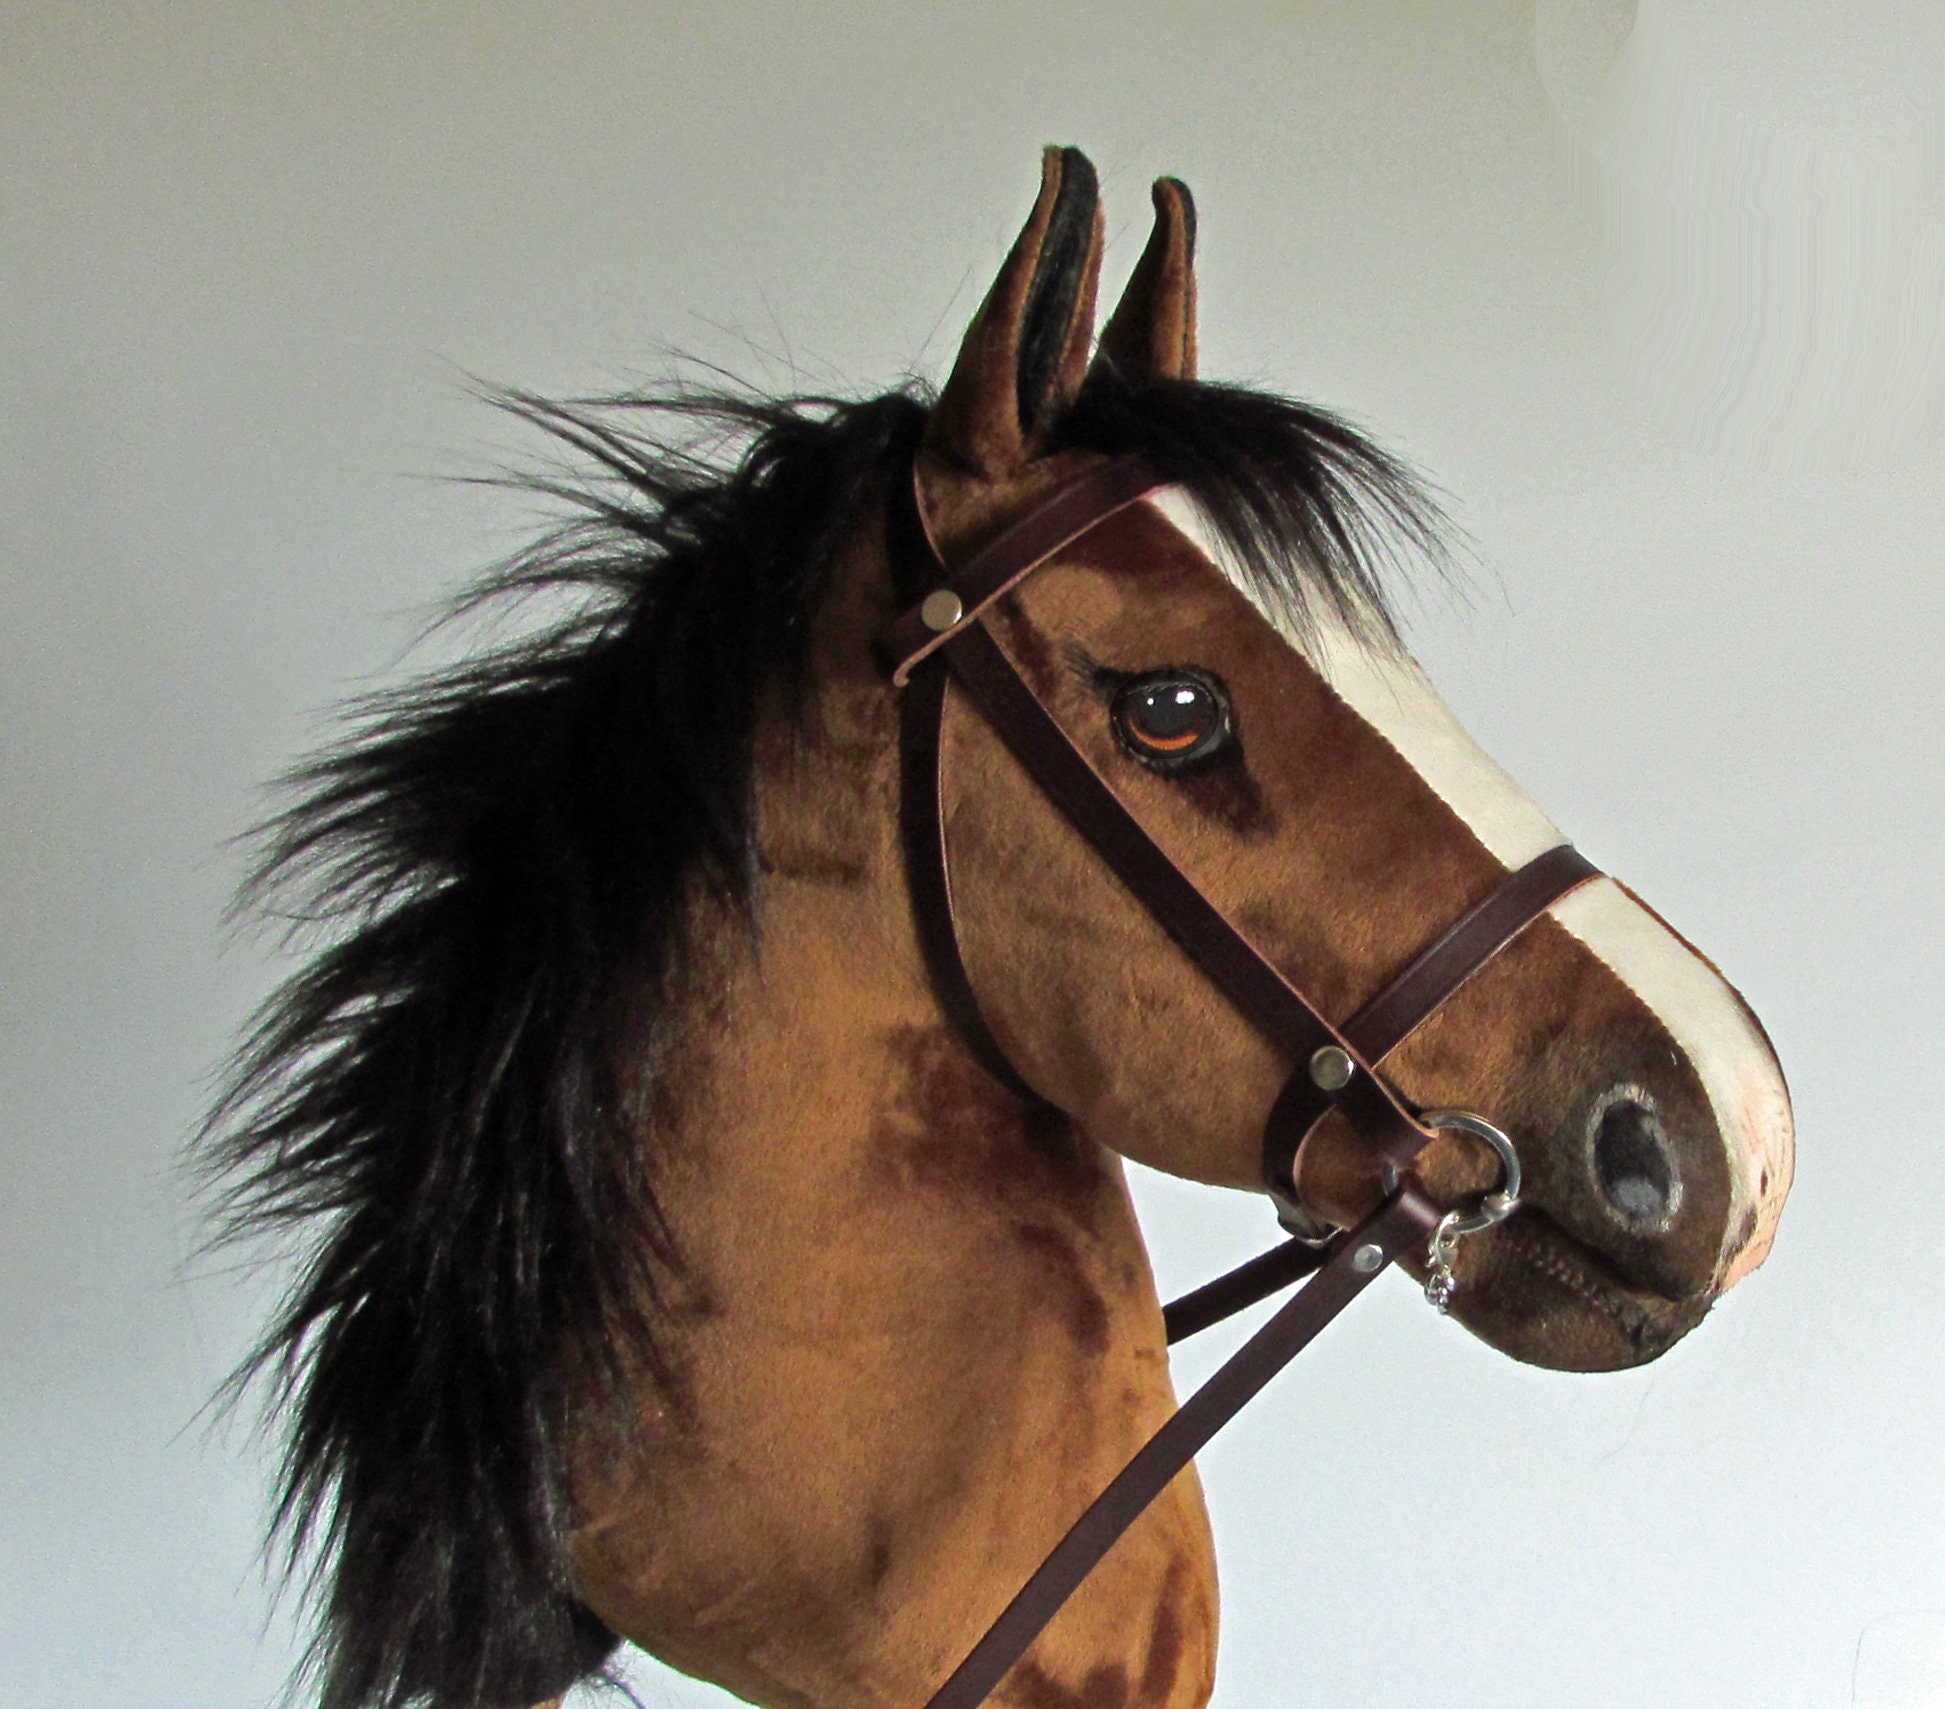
1149 490 1794 1289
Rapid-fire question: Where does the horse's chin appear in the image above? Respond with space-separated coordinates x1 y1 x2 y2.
1419 1206 1715 1372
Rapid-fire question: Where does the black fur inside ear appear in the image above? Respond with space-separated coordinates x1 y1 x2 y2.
1014 146 1099 437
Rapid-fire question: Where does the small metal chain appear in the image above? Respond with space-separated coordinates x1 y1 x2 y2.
1414 1109 1523 1314
1425 1212 1464 1312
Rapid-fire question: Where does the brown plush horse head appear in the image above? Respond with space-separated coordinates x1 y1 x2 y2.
208 148 1793 1709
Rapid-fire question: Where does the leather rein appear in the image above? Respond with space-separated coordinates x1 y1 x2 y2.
881 454 1598 1709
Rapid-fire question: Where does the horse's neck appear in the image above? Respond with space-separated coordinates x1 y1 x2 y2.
564 641 1218 1709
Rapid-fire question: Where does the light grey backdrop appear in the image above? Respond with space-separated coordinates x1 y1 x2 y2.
5 3 1942 1706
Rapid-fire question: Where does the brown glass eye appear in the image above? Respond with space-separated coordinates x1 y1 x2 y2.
1111 672 1232 770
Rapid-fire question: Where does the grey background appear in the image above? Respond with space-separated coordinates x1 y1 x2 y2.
4 3 1942 1705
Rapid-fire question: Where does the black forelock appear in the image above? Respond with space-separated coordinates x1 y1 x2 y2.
1054 367 1450 648
200 368 1442 1709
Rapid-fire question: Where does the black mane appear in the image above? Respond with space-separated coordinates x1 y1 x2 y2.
203 371 1443 1709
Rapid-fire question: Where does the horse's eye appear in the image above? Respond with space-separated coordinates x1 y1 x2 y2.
1111 672 1232 771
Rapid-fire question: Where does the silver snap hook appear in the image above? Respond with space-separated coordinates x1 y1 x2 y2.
1413 1108 1521 1314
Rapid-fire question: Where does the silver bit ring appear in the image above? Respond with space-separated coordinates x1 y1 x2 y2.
1416 1108 1522 1236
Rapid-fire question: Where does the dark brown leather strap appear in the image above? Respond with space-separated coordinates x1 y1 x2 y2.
939 619 1434 1169
1342 842 1599 1061
1161 1236 1328 1344
884 456 1167 685
920 1183 1444 1709
899 658 1046 1105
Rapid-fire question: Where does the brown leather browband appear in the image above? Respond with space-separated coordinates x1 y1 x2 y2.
883 454 1598 1709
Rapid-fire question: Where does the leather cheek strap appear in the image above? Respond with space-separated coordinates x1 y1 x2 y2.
931 619 1435 1169
898 659 1047 1106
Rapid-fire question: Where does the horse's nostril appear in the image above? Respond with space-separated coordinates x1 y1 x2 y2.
1591 1094 1680 1227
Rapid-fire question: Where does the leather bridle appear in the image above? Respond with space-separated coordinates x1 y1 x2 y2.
882 453 1598 1709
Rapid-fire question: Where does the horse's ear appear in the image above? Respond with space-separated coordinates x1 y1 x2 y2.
928 146 1104 474
1094 177 1197 383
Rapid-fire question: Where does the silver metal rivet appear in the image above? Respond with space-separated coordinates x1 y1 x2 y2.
1308 1045 1354 1092
1351 1243 1386 1274
919 589 964 633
